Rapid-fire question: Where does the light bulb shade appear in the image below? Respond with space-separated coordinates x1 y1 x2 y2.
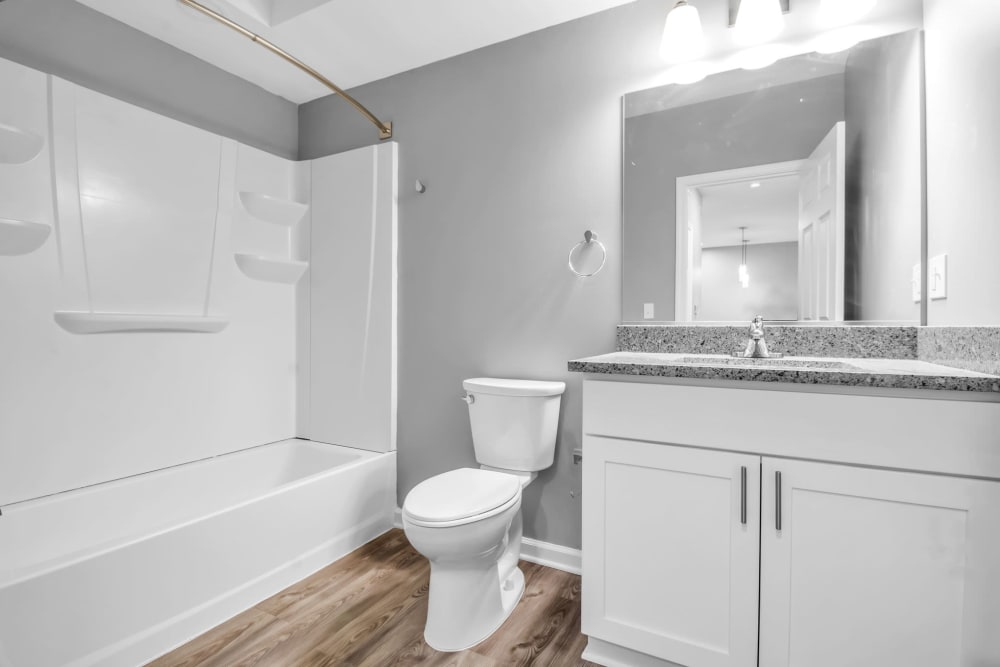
741 273 750 288
819 0 877 27
660 1 706 63
734 0 785 46
738 263 748 280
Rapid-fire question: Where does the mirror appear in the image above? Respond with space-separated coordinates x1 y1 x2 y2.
622 30 924 324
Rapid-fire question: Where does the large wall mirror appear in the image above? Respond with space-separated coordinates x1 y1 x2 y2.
622 30 924 324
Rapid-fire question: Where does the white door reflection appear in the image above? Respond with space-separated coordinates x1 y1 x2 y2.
675 123 845 322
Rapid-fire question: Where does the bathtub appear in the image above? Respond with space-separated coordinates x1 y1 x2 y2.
0 438 396 667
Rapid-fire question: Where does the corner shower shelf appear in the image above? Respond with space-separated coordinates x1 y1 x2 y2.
53 312 230 334
238 191 308 227
234 253 308 284
0 218 51 255
0 123 45 164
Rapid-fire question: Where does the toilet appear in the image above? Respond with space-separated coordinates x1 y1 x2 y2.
402 377 566 652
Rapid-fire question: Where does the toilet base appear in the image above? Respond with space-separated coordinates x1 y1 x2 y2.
424 565 525 652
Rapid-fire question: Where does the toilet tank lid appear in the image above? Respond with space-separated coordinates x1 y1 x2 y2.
463 377 566 397
404 468 520 523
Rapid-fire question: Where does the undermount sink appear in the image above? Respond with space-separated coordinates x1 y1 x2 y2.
678 356 860 371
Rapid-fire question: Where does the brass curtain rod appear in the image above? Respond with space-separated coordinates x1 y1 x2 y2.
179 0 392 140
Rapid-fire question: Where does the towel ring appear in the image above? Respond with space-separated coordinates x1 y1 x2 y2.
568 230 606 277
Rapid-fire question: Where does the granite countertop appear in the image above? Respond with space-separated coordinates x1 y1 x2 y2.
568 351 1000 393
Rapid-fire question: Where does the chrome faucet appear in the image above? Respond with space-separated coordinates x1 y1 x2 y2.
737 315 783 359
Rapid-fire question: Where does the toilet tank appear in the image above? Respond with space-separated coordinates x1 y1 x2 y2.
462 378 566 472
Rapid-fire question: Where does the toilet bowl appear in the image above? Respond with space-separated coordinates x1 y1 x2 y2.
403 468 525 651
402 377 565 652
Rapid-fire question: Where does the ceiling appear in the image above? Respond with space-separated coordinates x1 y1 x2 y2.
74 0 637 103
700 174 800 248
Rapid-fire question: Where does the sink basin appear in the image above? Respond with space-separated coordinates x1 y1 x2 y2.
678 356 859 371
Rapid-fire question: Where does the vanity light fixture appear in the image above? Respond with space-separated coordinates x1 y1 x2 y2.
733 0 785 46
660 0 707 63
738 227 751 288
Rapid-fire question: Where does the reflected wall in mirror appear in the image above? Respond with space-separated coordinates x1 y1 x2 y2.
623 30 923 324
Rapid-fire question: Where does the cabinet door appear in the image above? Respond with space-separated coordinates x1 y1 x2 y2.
582 437 761 667
760 458 1000 667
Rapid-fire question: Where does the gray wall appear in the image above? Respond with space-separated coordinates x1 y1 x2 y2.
843 31 923 322
299 0 686 550
0 0 298 158
622 75 846 322
700 242 799 321
924 0 1000 325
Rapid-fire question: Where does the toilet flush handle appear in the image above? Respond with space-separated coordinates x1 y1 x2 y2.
461 394 475 405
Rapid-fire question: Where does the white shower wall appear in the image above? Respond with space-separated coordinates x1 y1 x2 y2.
0 56 396 507
303 144 398 454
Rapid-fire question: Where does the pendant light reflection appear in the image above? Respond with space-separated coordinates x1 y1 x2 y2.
734 0 785 46
660 0 706 64
738 227 750 288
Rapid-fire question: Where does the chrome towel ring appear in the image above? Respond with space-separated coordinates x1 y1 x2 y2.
568 230 606 277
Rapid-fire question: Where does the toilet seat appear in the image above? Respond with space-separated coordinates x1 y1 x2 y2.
403 468 521 528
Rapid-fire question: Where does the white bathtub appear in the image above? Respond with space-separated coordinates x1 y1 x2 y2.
0 438 396 667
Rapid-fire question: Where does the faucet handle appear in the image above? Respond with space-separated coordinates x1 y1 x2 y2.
749 315 765 337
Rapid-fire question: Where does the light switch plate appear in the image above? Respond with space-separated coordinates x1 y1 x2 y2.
929 254 948 300
911 263 922 303
643 303 655 319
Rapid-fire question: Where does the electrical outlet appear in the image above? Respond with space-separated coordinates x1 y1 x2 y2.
929 254 948 300
643 303 655 319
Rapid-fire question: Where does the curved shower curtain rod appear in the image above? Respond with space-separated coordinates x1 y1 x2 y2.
179 0 393 140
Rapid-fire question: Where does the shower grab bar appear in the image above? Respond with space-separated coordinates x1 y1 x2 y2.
178 0 393 140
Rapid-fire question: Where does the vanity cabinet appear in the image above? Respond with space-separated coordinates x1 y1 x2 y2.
584 437 760 667
581 379 1000 667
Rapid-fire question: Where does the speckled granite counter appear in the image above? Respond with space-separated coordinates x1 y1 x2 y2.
568 351 1000 393
618 324 919 358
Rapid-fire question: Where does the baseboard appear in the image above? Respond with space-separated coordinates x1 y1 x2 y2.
393 507 581 575
519 537 582 575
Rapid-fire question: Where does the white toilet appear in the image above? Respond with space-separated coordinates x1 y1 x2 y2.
402 377 566 652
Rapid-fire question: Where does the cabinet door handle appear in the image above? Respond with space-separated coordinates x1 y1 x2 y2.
740 466 747 526
775 470 783 531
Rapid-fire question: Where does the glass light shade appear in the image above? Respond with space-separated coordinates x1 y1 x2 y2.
819 0 877 27
741 272 751 288
734 0 785 46
660 1 706 63
738 263 748 280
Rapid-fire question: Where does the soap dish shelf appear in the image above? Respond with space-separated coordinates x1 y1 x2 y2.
54 312 230 334
0 123 45 164
0 218 51 255
234 253 308 284
238 192 308 227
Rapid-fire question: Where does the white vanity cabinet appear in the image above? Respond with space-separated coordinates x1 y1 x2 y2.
584 437 761 667
581 379 1000 667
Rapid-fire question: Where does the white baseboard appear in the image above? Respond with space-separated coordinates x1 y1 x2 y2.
520 536 582 575
392 507 581 575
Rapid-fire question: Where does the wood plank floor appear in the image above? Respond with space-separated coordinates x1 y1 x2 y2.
148 529 601 667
